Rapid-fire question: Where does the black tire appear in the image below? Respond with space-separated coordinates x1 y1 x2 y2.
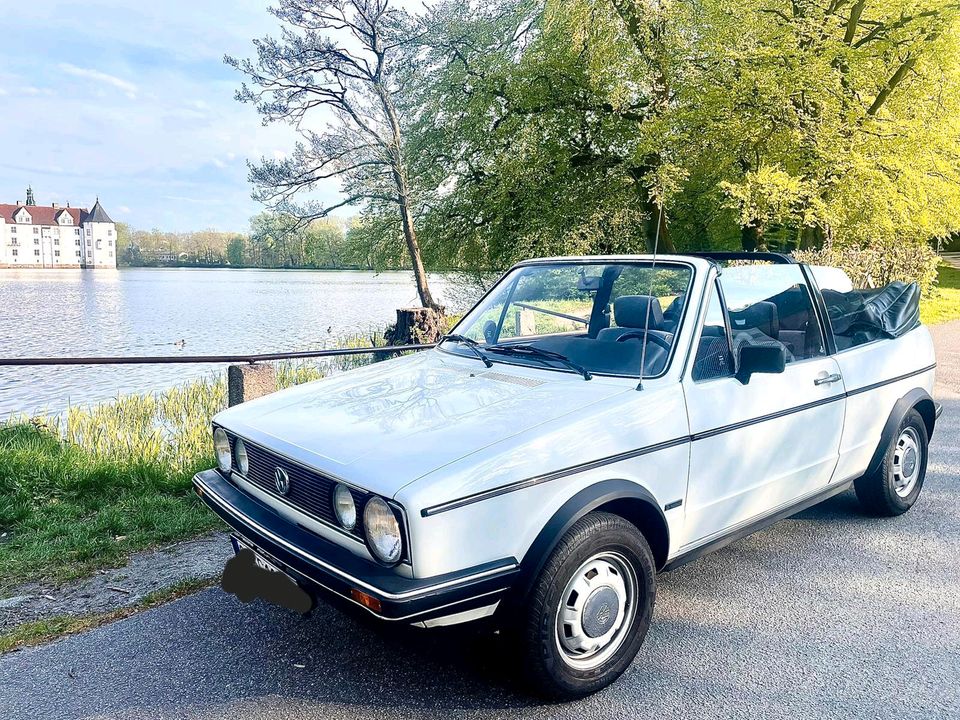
519 511 656 700
855 408 928 517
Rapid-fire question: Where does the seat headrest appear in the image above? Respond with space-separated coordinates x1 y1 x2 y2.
614 295 664 329
730 301 779 338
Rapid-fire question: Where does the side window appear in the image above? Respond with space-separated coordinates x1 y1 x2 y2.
719 265 825 364
692 283 734 381
810 266 873 351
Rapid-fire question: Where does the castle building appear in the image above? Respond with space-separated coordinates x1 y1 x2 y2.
0 188 117 269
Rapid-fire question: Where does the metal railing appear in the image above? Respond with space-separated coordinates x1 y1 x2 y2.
0 343 437 366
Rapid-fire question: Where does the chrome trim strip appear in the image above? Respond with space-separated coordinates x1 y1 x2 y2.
195 473 517 601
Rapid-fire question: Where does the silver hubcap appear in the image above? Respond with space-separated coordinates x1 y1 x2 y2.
555 552 638 670
892 427 922 498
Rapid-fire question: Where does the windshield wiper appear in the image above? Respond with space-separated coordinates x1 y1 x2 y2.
440 334 493 368
486 343 592 381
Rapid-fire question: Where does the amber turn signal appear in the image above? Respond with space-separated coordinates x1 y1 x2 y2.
350 589 382 614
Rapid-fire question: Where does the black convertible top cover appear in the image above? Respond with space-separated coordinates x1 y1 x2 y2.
821 281 921 345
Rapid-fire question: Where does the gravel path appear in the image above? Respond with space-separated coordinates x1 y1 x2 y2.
2 323 958 720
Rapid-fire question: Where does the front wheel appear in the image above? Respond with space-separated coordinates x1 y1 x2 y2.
855 408 929 516
520 512 656 699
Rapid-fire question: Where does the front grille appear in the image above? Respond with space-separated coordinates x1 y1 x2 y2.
221 430 408 562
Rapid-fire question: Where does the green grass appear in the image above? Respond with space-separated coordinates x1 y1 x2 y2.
0 577 213 653
921 263 960 325
0 421 220 593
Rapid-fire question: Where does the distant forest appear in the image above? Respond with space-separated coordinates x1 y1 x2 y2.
116 212 405 270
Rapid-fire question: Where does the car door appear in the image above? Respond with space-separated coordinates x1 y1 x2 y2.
679 264 846 550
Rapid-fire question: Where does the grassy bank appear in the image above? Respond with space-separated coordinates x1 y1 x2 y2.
0 334 388 595
921 263 960 326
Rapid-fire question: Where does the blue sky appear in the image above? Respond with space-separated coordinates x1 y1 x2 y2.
0 1 349 232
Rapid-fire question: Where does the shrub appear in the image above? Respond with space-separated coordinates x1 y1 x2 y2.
793 242 941 296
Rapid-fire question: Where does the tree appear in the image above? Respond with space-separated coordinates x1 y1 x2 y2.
412 0 960 263
226 0 440 309
226 236 246 266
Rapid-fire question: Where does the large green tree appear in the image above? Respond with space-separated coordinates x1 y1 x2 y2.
394 0 960 270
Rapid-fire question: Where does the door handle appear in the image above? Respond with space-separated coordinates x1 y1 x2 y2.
814 373 842 386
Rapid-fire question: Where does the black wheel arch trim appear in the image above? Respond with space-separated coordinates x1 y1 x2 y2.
509 480 669 607
864 387 937 480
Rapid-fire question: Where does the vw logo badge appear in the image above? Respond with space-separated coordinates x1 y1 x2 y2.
274 467 290 496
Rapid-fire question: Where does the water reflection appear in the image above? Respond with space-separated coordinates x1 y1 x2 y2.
0 268 465 416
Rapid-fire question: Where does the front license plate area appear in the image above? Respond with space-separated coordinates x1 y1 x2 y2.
224 535 314 615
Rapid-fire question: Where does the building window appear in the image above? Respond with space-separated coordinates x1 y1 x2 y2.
96 240 102 250
34 238 39 245
34 249 40 256
54 250 60 257
54 238 60 246
109 251 114 257
108 229 113 236
9 227 15 234
75 250 81 257
11 249 17 257
108 239 113 247
86 239 91 246
86 228 92 236
75 228 81 235
33 227 39 234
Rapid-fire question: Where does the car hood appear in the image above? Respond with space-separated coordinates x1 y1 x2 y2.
214 350 629 498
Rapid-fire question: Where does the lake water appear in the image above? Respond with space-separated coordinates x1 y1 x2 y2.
0 268 471 417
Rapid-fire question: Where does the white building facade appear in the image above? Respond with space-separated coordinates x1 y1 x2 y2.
0 194 117 269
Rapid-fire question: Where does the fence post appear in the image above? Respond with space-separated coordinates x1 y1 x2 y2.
227 363 277 407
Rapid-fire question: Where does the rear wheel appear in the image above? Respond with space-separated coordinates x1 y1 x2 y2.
519 512 656 699
855 408 928 516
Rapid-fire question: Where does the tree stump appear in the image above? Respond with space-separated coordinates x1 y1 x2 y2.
384 307 446 346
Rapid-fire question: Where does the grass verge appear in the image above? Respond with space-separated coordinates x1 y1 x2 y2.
921 263 960 325
0 577 213 654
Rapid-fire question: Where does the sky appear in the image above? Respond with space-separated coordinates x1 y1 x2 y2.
0 1 375 233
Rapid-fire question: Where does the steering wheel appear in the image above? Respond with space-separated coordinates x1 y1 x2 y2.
615 331 672 352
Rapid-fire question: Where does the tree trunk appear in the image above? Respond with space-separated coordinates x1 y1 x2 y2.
641 194 677 254
384 307 446 346
396 175 439 310
377 79 440 312
741 224 765 251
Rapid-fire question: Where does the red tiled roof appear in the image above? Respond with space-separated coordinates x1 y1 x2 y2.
0 204 85 225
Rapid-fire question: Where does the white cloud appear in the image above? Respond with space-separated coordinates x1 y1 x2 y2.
118 205 132 214
59 63 138 99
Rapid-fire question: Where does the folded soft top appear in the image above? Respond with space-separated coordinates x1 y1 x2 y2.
820 281 920 347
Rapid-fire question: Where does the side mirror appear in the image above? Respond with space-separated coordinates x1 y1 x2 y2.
736 344 786 384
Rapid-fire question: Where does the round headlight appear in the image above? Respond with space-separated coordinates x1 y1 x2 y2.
363 496 402 564
333 483 357 530
213 427 231 473
234 438 249 475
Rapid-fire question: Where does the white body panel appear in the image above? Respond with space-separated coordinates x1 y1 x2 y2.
680 355 845 549
211 255 938 601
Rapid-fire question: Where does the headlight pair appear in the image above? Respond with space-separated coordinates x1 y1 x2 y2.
213 428 249 475
332 484 402 565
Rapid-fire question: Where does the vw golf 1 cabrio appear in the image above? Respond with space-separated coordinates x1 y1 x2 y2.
194 252 940 698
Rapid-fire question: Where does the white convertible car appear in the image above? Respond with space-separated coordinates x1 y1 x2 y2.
194 252 941 698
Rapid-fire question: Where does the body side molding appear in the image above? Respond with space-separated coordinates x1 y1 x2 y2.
419 363 936 517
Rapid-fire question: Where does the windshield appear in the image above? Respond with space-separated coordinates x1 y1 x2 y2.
443 261 694 378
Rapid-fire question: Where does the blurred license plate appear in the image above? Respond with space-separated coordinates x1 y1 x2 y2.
233 536 283 574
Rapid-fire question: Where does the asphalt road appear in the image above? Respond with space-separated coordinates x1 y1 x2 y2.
2 334 959 720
